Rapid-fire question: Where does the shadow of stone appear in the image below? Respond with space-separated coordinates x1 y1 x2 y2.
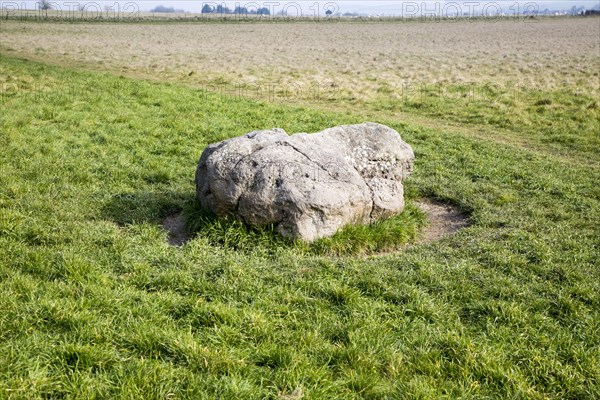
101 190 202 246
101 190 195 226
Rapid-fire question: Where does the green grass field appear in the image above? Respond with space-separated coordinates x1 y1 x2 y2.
0 54 599 399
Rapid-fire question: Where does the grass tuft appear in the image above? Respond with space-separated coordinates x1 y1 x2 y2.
183 199 427 256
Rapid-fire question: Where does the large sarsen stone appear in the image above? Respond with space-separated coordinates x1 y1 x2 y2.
195 122 414 242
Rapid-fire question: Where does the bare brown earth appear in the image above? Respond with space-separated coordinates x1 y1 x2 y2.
1 18 598 103
414 199 470 244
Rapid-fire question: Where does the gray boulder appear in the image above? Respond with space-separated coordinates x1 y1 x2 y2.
195 122 414 242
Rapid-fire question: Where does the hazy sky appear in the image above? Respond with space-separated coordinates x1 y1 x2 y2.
7 0 600 14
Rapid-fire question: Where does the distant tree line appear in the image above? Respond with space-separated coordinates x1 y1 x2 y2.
151 5 187 13
201 4 270 15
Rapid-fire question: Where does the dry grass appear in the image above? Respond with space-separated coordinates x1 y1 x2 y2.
1 18 598 103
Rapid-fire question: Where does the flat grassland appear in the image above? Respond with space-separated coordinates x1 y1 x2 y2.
0 17 599 399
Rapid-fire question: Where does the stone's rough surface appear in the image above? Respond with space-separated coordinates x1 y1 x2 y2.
196 122 415 242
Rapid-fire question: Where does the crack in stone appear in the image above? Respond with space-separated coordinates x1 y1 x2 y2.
282 142 382 222
284 141 379 220
361 179 377 221
228 152 254 215
280 141 338 182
